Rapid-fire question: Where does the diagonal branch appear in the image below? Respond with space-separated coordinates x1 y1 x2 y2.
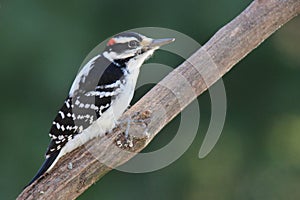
17 0 300 199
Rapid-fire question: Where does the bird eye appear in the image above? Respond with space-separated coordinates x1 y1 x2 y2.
128 40 138 48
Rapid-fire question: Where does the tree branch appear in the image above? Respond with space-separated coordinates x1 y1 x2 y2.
17 0 300 199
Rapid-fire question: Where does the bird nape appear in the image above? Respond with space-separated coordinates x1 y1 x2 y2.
25 32 175 188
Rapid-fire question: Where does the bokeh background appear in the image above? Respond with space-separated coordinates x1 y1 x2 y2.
1 0 300 199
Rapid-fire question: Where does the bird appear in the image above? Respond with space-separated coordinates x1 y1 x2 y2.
25 32 175 187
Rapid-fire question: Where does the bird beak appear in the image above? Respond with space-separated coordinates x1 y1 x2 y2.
149 38 175 48
141 37 175 49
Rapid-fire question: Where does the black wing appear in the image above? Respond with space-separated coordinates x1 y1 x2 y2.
26 55 126 187
46 55 127 155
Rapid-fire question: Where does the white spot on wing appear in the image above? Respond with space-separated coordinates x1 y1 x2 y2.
59 111 65 119
55 140 61 144
96 80 122 89
56 123 61 130
90 104 98 110
58 135 64 140
85 89 121 98
75 100 80 105
65 99 71 108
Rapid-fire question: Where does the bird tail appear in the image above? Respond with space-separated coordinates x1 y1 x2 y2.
24 150 60 189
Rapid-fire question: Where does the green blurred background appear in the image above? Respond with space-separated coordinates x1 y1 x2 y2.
1 0 300 199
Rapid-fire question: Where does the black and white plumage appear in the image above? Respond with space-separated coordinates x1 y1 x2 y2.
26 32 175 187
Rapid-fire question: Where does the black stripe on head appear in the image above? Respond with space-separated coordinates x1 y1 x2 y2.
107 43 132 54
105 32 146 54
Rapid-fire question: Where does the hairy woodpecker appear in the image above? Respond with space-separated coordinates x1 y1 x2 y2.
26 32 175 187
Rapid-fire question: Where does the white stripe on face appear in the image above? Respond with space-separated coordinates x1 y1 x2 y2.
113 36 139 44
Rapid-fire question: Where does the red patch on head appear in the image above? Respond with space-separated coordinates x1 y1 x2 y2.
107 38 116 46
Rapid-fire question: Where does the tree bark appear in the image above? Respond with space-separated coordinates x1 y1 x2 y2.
17 0 300 199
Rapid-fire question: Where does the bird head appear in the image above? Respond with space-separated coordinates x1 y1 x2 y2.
103 32 175 61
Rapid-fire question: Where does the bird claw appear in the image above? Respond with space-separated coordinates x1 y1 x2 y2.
115 132 134 149
114 117 135 148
